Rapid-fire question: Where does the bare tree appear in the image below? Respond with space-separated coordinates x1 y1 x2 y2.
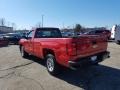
74 24 82 36
0 18 5 26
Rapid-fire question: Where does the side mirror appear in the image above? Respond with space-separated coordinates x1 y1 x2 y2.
22 36 28 39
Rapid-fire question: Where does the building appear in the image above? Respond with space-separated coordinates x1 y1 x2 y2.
13 29 29 34
0 26 13 34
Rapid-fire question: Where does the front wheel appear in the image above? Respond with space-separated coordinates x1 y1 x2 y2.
116 40 120 45
20 46 29 58
46 54 60 75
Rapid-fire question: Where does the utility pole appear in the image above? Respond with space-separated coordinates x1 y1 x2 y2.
38 22 41 28
62 23 65 29
0 18 5 26
42 15 44 27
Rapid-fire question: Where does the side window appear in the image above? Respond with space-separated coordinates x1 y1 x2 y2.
27 31 34 39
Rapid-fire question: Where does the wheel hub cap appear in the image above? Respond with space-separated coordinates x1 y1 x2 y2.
47 58 54 72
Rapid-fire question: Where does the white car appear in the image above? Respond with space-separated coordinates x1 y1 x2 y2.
110 25 116 40
115 25 120 44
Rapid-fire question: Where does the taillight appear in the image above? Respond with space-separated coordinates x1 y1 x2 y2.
67 43 77 56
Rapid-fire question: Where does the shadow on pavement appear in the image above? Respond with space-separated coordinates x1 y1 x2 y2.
26 56 120 90
0 45 9 48
108 40 115 43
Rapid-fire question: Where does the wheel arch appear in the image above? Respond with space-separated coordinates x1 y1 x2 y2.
43 48 55 59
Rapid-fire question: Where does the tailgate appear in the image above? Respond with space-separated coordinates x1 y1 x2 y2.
74 35 108 57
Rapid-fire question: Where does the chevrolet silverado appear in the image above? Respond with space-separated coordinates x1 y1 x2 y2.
19 28 110 75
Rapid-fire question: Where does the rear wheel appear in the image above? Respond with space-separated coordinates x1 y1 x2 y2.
90 55 102 65
90 59 99 65
91 62 99 65
46 54 60 75
91 54 106 65
20 46 29 58
116 40 120 45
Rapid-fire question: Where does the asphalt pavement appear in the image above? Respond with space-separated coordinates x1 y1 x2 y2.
0 42 120 90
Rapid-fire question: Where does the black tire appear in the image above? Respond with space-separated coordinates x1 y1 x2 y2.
91 54 105 65
20 46 29 58
116 40 120 45
90 59 99 65
46 54 60 75
91 62 99 65
90 56 100 65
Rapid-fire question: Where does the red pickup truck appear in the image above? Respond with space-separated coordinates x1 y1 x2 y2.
19 28 110 75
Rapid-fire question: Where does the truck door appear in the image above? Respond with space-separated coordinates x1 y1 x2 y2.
25 30 34 54
33 29 43 58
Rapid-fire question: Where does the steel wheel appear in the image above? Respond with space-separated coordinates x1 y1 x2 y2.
47 58 54 72
46 54 60 75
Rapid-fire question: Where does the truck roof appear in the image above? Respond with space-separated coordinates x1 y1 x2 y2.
36 27 59 30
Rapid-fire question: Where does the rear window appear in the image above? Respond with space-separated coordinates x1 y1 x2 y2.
35 28 62 38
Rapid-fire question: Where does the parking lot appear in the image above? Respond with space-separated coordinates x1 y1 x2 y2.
0 42 120 90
